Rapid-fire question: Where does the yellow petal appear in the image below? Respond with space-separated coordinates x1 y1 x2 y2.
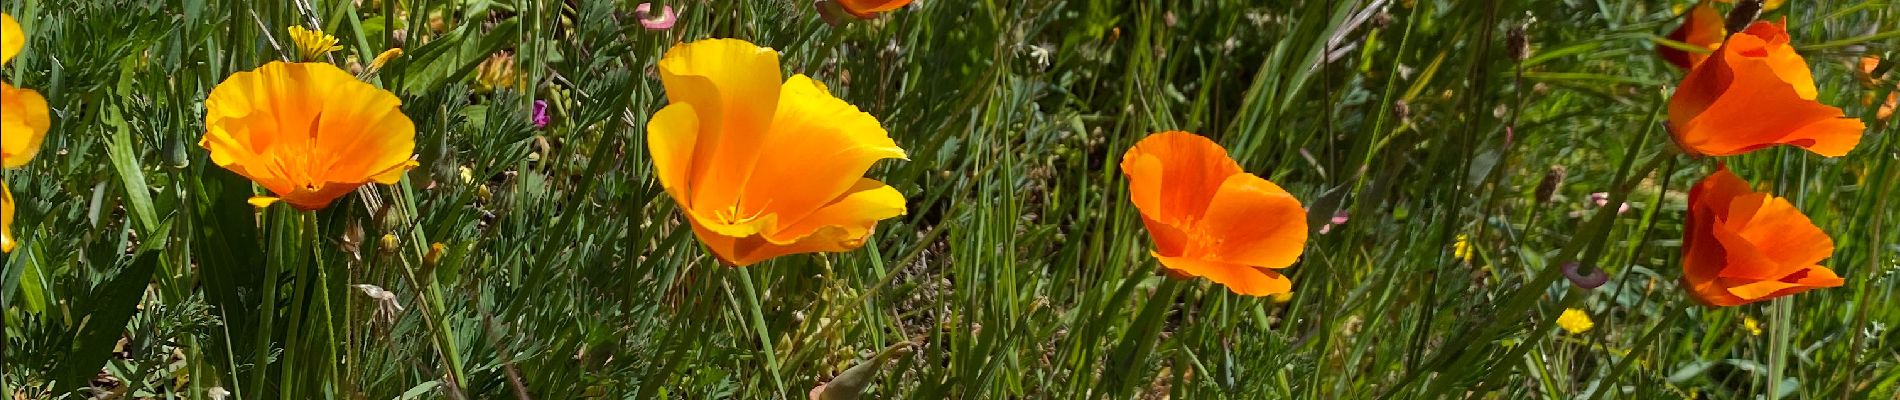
765 178 907 245
656 38 784 212
0 13 22 66
647 103 701 204
1 82 51 168
248 196 282 209
741 75 905 232
1 181 15 253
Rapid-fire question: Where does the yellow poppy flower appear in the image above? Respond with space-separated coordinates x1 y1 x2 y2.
1 181 15 253
286 25 342 61
2 13 23 65
201 61 418 210
647 38 908 267
1 82 50 169
1557 308 1594 334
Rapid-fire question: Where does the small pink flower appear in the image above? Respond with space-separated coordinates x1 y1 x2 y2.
636 3 677 31
1588 192 1630 214
1318 210 1348 235
532 100 550 128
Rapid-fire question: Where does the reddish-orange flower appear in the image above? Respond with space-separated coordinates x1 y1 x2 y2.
1682 165 1842 307
1121 132 1307 296
836 0 913 19
1659 0 1724 70
1668 20 1864 157
1860 56 1895 121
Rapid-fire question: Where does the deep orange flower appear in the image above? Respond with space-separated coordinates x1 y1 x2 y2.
201 61 418 210
836 0 913 18
648 38 907 267
1121 132 1308 296
1659 0 1724 70
1 181 15 253
1682 165 1842 307
1 82 49 169
1668 20 1864 157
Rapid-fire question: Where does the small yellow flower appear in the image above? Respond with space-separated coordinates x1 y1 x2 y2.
424 242 447 266
1743 315 1763 336
1452 234 1473 264
1269 291 1294 304
286 25 342 61
474 52 519 92
379 234 400 254
1557 308 1594 334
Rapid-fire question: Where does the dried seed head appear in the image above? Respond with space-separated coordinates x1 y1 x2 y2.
1535 165 1566 203
1506 25 1530 61
1726 0 1764 33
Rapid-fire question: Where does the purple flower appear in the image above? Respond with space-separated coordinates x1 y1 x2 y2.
532 100 550 128
636 3 677 31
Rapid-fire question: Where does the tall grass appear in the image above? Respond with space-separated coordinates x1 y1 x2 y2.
1 0 1895 398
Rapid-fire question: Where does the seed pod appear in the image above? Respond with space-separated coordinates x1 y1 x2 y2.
1535 165 1566 204
1726 0 1764 33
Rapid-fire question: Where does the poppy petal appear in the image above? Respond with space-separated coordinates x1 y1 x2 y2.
744 75 905 234
1 82 51 168
1197 174 1307 269
656 39 784 212
648 103 701 203
767 178 906 245
0 13 21 66
1660 0 1723 70
1155 255 1292 296
836 0 914 18
1712 194 1833 281
1 181 14 253
1120 131 1245 229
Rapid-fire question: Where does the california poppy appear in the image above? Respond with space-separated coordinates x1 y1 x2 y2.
1668 20 1863 157
1 13 22 65
1121 132 1307 296
648 38 907 267
836 0 914 18
1 181 14 253
1682 165 1842 307
1659 0 1724 70
201 61 418 210
1 13 49 169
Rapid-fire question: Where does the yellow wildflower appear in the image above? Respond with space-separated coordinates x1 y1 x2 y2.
1743 315 1763 336
286 25 342 61
1557 308 1593 334
1452 234 1473 264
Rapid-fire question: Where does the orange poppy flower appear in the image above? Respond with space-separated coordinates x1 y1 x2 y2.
1 181 15 253
1120 132 1308 296
201 61 418 210
1667 20 1864 157
836 0 914 18
1659 0 1724 70
1682 165 1842 307
647 38 908 267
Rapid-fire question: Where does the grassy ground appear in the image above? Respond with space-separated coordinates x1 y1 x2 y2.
2 0 1897 398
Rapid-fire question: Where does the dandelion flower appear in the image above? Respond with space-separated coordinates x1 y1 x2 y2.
1557 308 1593 334
1668 20 1863 157
286 25 343 61
201 61 418 210
1682 165 1842 307
647 38 908 266
1121 131 1308 296
1743 315 1763 336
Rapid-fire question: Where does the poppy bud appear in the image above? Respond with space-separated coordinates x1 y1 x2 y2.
424 242 446 267
1535 165 1565 204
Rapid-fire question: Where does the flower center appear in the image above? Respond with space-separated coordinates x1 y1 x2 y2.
712 198 772 226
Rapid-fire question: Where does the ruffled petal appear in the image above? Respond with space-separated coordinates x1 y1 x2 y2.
1195 174 1307 269
1119 131 1245 230
744 75 905 233
648 103 701 203
765 178 906 245
1154 255 1291 296
1 82 51 168
656 39 784 214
